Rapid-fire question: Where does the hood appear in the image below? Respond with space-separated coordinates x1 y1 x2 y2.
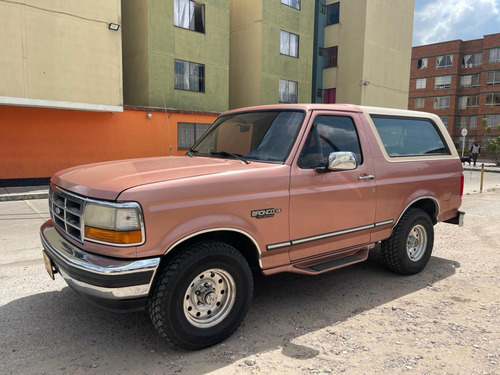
52 156 267 200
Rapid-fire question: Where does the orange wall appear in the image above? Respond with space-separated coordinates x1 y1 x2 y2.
0 106 218 180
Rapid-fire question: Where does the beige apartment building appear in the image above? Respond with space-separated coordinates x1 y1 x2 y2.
0 0 123 111
316 0 414 108
0 0 416 183
230 0 414 110
229 0 315 109
121 0 230 112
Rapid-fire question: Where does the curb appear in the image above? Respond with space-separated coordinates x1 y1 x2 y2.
0 192 49 202
463 167 500 174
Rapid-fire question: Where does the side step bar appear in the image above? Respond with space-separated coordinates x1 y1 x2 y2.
263 246 370 276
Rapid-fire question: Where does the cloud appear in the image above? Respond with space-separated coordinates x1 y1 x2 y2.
413 0 500 45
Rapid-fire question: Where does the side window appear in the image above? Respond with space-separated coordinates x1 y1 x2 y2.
371 116 450 157
298 116 362 169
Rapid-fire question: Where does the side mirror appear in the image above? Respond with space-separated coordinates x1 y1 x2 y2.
327 152 357 171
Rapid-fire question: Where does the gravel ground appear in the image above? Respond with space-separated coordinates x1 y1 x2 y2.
0 171 499 375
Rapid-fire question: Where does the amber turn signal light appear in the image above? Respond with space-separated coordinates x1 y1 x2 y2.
84 226 142 245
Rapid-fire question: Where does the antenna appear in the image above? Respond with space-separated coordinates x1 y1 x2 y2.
162 91 172 156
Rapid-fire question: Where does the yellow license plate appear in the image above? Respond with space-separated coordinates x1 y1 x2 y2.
43 251 55 280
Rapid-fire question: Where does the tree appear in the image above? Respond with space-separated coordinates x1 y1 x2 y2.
482 118 500 166
486 138 500 166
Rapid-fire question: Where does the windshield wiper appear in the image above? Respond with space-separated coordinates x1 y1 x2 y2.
210 151 250 164
186 148 199 157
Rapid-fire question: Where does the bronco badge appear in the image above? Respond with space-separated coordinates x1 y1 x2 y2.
251 208 282 219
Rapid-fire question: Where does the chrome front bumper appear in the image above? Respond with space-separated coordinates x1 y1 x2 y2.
40 221 160 311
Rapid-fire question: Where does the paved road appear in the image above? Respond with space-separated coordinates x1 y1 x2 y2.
1 170 499 374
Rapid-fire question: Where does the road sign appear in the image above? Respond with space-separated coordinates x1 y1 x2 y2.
461 128 468 137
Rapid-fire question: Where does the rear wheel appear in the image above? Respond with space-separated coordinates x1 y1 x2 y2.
380 208 434 275
148 241 253 350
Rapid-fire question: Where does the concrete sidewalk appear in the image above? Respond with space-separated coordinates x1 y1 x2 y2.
0 185 49 202
462 160 500 173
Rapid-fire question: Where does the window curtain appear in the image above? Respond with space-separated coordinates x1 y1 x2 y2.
437 55 452 68
189 63 198 91
290 33 298 57
435 75 451 86
282 0 300 9
279 79 287 102
280 31 289 55
458 96 468 109
417 58 427 69
289 81 297 103
486 71 496 84
469 117 477 129
489 48 500 63
462 54 473 67
461 75 472 87
416 78 426 89
174 59 187 89
174 0 194 29
279 80 297 103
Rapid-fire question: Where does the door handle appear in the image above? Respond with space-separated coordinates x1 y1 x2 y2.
358 175 375 181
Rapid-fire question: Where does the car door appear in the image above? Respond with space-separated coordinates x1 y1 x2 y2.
288 111 377 261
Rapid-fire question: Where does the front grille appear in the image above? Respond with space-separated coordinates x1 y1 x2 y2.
49 188 85 242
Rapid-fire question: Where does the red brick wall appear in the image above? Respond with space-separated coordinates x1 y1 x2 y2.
409 34 500 147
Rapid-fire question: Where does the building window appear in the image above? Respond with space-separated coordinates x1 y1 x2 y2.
489 48 500 63
460 74 481 88
178 122 211 150
485 93 500 107
433 96 449 110
174 0 205 33
435 75 451 89
458 95 479 109
280 30 299 58
416 78 426 89
486 70 500 85
457 116 477 130
325 2 339 25
485 114 500 127
323 88 336 103
436 54 453 69
321 46 338 68
462 52 482 68
417 58 428 69
279 79 298 103
174 59 205 92
281 0 300 10
439 116 450 128
414 98 425 108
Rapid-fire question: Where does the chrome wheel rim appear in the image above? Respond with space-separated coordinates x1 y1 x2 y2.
184 268 236 328
406 224 427 262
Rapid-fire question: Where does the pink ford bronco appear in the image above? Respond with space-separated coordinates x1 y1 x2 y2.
40 104 464 349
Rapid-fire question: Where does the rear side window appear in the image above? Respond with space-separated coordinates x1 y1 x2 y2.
371 116 450 157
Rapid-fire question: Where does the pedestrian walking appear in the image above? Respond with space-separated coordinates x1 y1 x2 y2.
470 142 481 167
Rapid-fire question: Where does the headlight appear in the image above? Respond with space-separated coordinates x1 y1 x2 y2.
83 202 144 246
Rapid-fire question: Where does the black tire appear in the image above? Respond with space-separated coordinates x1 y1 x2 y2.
380 208 434 275
147 240 253 350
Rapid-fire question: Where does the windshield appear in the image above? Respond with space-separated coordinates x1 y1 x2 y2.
191 111 305 163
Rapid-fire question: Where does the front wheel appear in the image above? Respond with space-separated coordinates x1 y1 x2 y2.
147 241 253 350
380 208 434 275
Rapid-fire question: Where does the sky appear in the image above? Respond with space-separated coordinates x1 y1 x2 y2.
413 0 500 46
